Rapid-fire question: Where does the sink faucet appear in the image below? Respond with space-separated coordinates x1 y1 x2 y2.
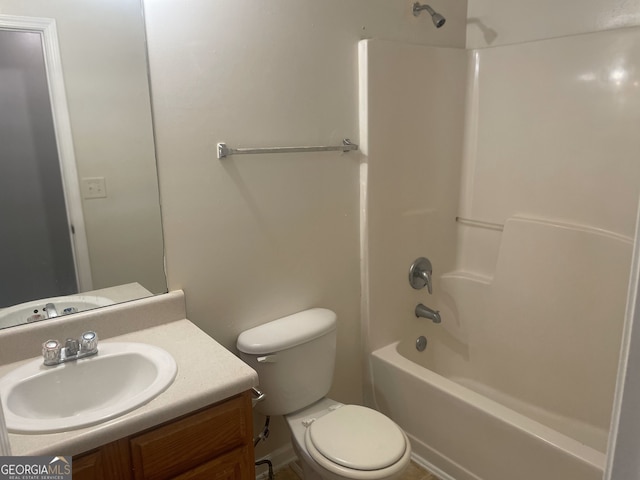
45 303 59 319
415 303 441 324
42 331 99 366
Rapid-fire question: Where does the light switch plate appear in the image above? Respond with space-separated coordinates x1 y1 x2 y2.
81 177 107 199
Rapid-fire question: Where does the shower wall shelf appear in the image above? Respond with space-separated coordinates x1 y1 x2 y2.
217 138 358 159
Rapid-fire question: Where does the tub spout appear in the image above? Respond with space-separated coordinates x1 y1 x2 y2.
415 303 441 324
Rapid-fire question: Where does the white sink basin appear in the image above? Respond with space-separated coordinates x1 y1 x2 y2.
0 295 114 329
0 343 177 433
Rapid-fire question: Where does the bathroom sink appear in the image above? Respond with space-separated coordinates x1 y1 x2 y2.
0 295 114 329
0 342 177 433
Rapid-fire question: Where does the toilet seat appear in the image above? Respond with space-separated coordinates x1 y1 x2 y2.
304 405 410 478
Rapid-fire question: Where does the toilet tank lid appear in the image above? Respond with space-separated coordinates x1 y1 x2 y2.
237 308 336 354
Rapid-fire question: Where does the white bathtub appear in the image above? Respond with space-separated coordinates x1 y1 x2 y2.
370 341 605 480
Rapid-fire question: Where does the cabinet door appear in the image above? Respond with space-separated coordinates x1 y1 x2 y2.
73 439 131 480
130 392 253 480
73 451 103 480
171 446 253 480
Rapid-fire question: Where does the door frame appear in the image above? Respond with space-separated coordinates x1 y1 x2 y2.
0 14 92 292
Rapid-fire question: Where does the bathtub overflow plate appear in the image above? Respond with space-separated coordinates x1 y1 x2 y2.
416 336 427 351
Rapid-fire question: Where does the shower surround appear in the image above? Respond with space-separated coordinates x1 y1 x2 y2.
360 27 640 480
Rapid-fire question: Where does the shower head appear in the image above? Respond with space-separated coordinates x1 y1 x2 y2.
412 2 446 28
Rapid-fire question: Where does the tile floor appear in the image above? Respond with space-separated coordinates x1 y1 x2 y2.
272 461 440 480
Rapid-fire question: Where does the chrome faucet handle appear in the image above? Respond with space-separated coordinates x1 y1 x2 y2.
42 339 61 365
419 270 433 294
80 331 98 353
409 257 433 293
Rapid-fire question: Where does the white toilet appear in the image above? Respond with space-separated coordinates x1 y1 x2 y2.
237 308 411 480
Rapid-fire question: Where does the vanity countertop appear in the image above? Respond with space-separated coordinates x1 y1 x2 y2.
1 318 258 456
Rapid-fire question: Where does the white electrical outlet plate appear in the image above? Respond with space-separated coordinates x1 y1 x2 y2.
81 177 107 199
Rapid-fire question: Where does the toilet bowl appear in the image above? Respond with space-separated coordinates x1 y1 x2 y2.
285 398 411 480
236 308 411 480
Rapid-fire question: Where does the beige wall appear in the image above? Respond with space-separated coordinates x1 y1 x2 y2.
142 0 467 462
467 0 640 48
0 0 166 295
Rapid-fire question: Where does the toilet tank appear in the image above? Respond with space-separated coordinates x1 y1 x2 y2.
237 308 337 416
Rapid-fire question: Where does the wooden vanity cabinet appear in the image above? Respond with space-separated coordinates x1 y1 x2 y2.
73 391 255 480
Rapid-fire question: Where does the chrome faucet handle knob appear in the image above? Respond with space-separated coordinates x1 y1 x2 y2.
420 270 433 294
409 257 434 292
42 339 61 365
80 331 98 353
